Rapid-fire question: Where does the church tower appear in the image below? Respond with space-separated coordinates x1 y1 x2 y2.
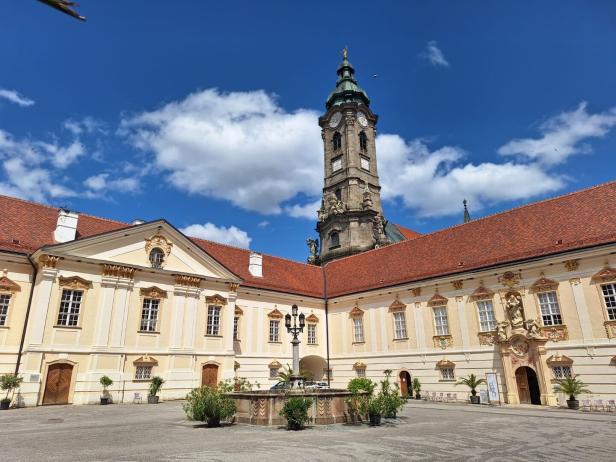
316 49 390 264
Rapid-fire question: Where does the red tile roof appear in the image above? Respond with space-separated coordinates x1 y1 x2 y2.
324 181 616 297
395 224 422 240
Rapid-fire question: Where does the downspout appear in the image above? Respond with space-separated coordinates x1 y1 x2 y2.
15 255 38 375
322 265 331 387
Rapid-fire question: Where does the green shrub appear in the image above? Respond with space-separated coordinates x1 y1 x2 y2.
412 378 421 394
279 396 313 430
346 377 375 419
149 376 164 397
183 385 236 427
0 374 23 405
379 370 405 418
347 377 376 395
367 395 385 416
100 376 113 390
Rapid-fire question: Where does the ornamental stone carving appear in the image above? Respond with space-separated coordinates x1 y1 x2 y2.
372 214 389 248
529 273 558 292
510 336 530 357
174 275 202 288
498 271 521 288
478 332 497 346
102 264 136 279
349 304 364 318
433 335 453 349
39 255 59 269
140 286 167 299
591 265 616 283
58 275 93 290
540 325 569 342
388 296 406 313
564 259 579 272
469 282 494 301
0 273 21 292
145 234 173 258
604 320 616 339
411 287 422 297
206 294 228 305
452 280 463 290
504 291 525 329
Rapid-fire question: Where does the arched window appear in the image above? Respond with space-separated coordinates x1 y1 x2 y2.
149 248 165 268
332 132 342 151
359 131 368 150
330 232 340 249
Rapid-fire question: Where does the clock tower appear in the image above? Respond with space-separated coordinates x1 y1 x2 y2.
315 49 390 264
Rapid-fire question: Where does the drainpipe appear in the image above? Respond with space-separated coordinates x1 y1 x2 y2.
322 266 331 387
15 255 38 376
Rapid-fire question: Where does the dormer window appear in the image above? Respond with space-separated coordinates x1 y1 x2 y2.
149 248 165 268
332 132 342 151
359 131 368 150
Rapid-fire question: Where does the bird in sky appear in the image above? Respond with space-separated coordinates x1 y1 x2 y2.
36 0 86 21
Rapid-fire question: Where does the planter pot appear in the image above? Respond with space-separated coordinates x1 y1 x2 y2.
100 397 110 405
415 394 421 400
207 416 221 428
147 395 159 404
566 399 580 410
0 400 10 410
369 413 382 427
287 421 304 431
470 395 480 404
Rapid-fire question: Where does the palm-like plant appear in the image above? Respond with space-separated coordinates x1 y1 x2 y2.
554 375 590 401
277 365 314 383
455 373 486 396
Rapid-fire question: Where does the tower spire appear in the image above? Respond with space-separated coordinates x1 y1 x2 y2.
325 48 370 109
463 199 471 223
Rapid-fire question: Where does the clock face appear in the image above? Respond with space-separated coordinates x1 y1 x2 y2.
357 112 368 127
329 112 342 128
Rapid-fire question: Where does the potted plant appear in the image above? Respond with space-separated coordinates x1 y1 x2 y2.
0 374 23 410
380 370 405 418
554 375 590 410
148 376 164 404
367 395 384 426
99 376 113 405
279 396 313 430
346 377 376 423
412 378 422 400
183 385 236 427
456 373 486 404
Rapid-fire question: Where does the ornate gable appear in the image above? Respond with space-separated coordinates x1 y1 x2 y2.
436 359 456 368
140 286 167 299
591 266 616 283
388 296 406 313
546 354 573 366
267 308 284 319
0 275 21 292
58 275 92 290
469 282 494 301
205 294 227 305
306 313 319 323
145 234 173 258
428 292 448 307
349 304 364 318
530 273 559 292
234 305 244 316
353 361 366 370
268 360 282 368
133 355 158 366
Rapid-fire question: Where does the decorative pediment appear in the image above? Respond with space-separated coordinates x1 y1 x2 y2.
102 264 136 279
530 274 559 292
388 296 406 312
306 313 319 323
0 275 21 292
349 304 364 318
591 266 616 283
133 355 158 366
469 283 494 301
436 359 456 369
267 308 284 319
145 234 173 258
140 286 167 299
268 360 282 368
546 354 573 366
234 305 244 316
58 275 92 290
498 271 521 288
206 294 227 305
174 275 202 288
353 361 366 370
428 292 448 307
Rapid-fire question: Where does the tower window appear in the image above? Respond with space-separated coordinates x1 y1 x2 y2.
335 189 342 200
331 156 342 172
360 156 370 171
149 248 165 268
332 132 342 151
330 232 340 249
359 131 368 150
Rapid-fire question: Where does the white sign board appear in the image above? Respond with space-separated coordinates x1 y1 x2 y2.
486 372 500 404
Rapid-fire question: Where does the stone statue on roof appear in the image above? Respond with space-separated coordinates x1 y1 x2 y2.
306 238 320 265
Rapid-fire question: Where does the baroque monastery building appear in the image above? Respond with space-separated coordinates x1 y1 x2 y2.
1 53 616 407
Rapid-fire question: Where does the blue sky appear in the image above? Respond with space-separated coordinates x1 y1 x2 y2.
1 1 615 261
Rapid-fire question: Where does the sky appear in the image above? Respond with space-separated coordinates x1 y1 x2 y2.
1 1 615 262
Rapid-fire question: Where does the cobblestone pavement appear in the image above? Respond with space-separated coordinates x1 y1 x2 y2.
1 400 615 461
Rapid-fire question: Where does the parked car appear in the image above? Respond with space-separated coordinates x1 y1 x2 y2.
305 381 329 390
270 381 291 390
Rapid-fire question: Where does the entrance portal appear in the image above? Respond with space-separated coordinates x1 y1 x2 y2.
399 371 412 397
201 364 219 388
43 363 73 405
515 366 541 405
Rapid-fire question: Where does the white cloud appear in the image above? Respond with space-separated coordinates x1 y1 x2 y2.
498 102 616 165
181 223 252 249
121 89 323 215
420 41 450 67
64 117 107 136
0 89 35 107
257 220 270 228
377 135 563 217
38 140 85 169
83 173 140 194
283 199 321 220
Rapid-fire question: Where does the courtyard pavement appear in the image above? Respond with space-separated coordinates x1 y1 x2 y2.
0 399 615 461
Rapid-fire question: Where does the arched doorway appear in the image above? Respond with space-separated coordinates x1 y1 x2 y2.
299 355 327 381
515 366 541 405
201 364 219 388
43 363 73 405
399 371 412 397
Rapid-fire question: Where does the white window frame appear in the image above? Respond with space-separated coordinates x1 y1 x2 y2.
601 283 616 321
331 156 342 172
353 317 364 343
140 298 160 332
307 323 317 345
552 365 572 380
393 311 407 339
433 306 449 336
269 319 280 343
135 365 153 381
440 368 455 381
233 316 239 341
206 305 221 336
537 291 563 326
476 300 497 332
0 293 11 326
57 289 83 327
356 367 366 378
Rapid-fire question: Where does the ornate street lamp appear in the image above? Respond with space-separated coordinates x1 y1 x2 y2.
285 304 306 389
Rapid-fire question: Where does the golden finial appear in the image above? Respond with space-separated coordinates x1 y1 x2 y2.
342 46 348 59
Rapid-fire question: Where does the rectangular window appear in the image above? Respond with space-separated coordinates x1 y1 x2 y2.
140 298 160 332
233 316 239 341
433 307 449 336
393 312 407 339
477 300 497 332
537 291 562 326
57 289 83 327
331 157 342 172
206 305 221 336
269 367 279 379
360 156 370 171
269 319 280 342
441 368 455 381
353 317 364 343
0 294 10 326
307 324 316 345
552 365 572 380
602 284 616 320
356 368 366 378
135 365 152 380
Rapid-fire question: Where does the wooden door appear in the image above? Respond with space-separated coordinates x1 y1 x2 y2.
201 364 218 388
515 367 531 404
400 372 409 397
43 363 73 405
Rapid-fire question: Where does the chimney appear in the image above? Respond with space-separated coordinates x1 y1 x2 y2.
54 209 79 243
248 252 263 278
132 219 145 225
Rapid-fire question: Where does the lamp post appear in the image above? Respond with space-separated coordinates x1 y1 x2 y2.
285 304 306 389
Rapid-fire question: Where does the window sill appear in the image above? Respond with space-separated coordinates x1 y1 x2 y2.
352 341 365 345
133 379 152 383
205 335 223 338
438 379 456 383
329 245 341 250
307 343 318 346
0 325 9 329
138 331 160 334
393 337 409 341
53 325 81 330
268 341 282 344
